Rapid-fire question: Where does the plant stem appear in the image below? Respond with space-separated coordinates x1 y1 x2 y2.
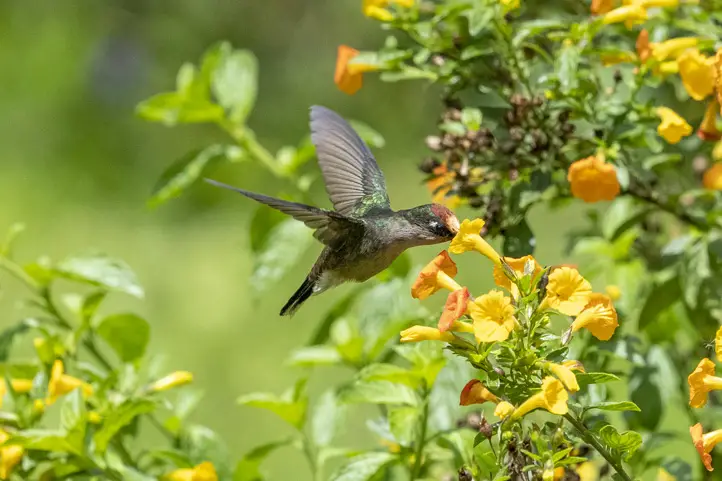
301 432 320 481
410 387 430 481
217 119 287 178
563 413 633 481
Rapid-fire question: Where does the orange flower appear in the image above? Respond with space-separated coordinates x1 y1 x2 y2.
567 155 620 203
570 293 619 341
703 163 722 190
636 29 651 63
459 379 500 406
691 423 722 472
688 358 722 408
411 251 460 299
698 101 721 141
493 255 543 292
591 0 615 14
334 46 378 95
438 288 470 332
427 163 460 209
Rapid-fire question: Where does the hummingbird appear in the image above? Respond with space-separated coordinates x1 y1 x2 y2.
206 106 460 316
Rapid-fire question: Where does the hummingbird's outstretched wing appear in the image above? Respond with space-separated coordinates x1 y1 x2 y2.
204 179 363 248
310 106 391 217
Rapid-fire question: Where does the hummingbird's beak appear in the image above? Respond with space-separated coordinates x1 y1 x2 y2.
446 215 460 235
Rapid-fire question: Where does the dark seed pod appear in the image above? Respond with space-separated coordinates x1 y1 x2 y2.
458 467 474 481
558 110 571 123
613 69 623 83
419 157 440 174
509 127 524 141
479 416 493 439
501 140 517 155
468 195 485 209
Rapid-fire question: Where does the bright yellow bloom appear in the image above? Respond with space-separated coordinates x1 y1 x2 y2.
571 293 619 341
468 290 516 343
688 358 722 408
459 379 500 406
438 288 470 332
164 461 218 481
46 360 93 405
567 155 620 203
540 267 592 316
703 163 722 190
400 325 455 343
411 251 461 300
0 378 33 408
0 429 23 480
149 371 194 392
591 0 614 14
690 423 722 472
576 462 599 481
562 360 586 373
362 0 413 22
601 51 636 66
544 362 579 392
493 255 542 292
651 38 699 62
88 411 102 424
714 141 722 161
510 377 568 420
605 285 621 301
602 5 647 27
449 219 501 265
500 0 520 10
698 101 721 141
427 163 461 209
678 49 715 100
32 399 45 415
656 107 692 144
715 50 722 110
716 325 722 362
657 468 676 481
654 61 680 77
494 401 515 419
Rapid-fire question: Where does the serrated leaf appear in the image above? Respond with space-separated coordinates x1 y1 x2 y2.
234 439 292 481
286 346 341 367
312 389 346 447
96 313 150 363
149 145 242 207
237 392 307 430
251 218 314 294
599 425 643 460
586 401 640 412
557 43 580 93
464 5 494 35
56 254 144 298
329 452 397 481
211 49 258 124
94 400 156 452
388 406 418 446
575 372 620 386
339 381 418 406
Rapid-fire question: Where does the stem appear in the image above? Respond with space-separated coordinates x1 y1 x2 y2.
624 188 708 231
410 387 430 481
217 119 287 178
301 432 320 481
563 414 633 481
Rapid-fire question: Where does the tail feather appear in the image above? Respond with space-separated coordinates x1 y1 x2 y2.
280 276 316 316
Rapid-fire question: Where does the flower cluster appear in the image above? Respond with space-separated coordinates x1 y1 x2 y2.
687 327 722 471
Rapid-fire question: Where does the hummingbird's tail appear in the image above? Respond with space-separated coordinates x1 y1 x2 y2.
280 276 317 316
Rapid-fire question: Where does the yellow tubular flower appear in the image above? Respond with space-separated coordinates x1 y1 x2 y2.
427 163 461 209
500 0 521 10
362 0 413 21
570 293 619 341
449 219 501 265
656 107 692 144
544 362 580 392
494 401 515 419
46 360 93 406
149 371 194 393
651 37 699 62
438 288 470 332
411 251 461 299
714 141 722 161
0 429 23 480
602 5 647 27
510 377 569 420
715 326 722 362
492 255 542 292
688 358 722 407
164 461 218 481
540 267 592 316
575 462 600 481
690 423 722 472
400 326 455 343
605 285 621 301
567 155 620 203
654 61 680 77
703 163 722 190
0 378 34 409
678 49 715 100
334 45 362 95
715 50 722 110
562 360 586 373
698 101 721 141
88 411 102 424
459 379 500 406
468 290 517 343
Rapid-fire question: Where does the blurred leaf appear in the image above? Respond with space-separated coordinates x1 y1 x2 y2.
638 276 680 332
388 406 419 446
237 392 307 430
359 363 421 388
94 400 156 452
307 290 359 346
339 380 418 406
329 452 397 481
251 218 314 294
585 401 640 412
376 251 411 282
463 5 494 35
331 318 365 365
576 372 620 386
461 108 483 131
56 254 144 298
249 202 287 253
503 219 535 257
149 145 243 207
234 439 292 481
96 313 150 363
348 120 386 148
601 197 649 241
0 222 25 257
625 367 663 431
182 425 233 478
312 389 346 447
287 345 342 367
12 429 81 455
0 322 30 362
380 67 438 82
557 43 580 93
642 153 682 170
598 425 642 460
212 49 258 124
680 239 711 309
61 389 87 452
514 19 566 45
136 92 224 125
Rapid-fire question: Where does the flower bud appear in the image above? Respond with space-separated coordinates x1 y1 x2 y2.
478 416 493 440
149 371 193 393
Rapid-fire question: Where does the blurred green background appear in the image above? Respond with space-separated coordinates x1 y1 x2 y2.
0 1 591 478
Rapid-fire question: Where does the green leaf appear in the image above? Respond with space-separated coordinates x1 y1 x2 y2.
388 406 419 446
338 380 418 406
464 5 494 35
149 145 243 207
586 401 640 412
638 276 681 332
136 92 224 125
0 322 30 362
329 452 397 481
250 218 314 293
61 389 87 452
1 222 25 257
358 363 421 388
575 372 620 386
348 120 386 148
234 439 292 481
503 219 535 256
56 254 144 298
96 313 150 363
461 108 483 131
181 425 233 478
286 345 341 367
680 240 711 309
601 197 649 241
626 366 663 431
598 425 643 460
12 429 82 455
557 43 580 93
212 49 258 124
312 389 346 447
94 400 156 452
237 392 307 430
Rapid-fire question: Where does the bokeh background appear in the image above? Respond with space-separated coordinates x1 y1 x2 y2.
0 1 589 478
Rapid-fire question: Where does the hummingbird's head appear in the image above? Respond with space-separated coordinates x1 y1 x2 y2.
403 204 460 244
